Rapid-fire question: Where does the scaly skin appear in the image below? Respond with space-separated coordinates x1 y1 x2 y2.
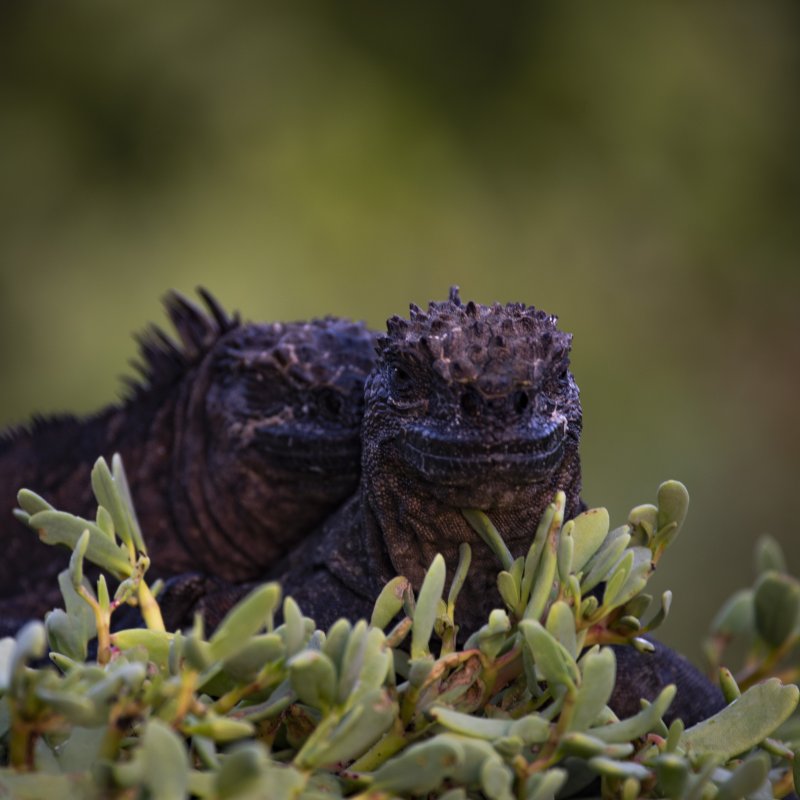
0 289 377 634
168 289 724 726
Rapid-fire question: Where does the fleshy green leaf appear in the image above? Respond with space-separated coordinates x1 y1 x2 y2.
447 543 472 612
91 457 137 554
569 648 616 732
588 684 676 743
16 489 54 517
523 497 563 622
221 633 284 682
589 755 651 780
709 588 754 637
715 753 771 800
756 535 787 575
214 743 273 798
682 679 799 760
525 768 568 800
111 628 172 668
28 511 132 578
497 570 520 612
371 737 466 794
207 583 281 663
411 554 446 659
656 480 690 537
580 527 631 594
137 719 190 800
371 576 410 630
289 650 337 711
182 715 255 743
519 619 577 693
296 688 395 768
570 507 610 573
430 705 549 743
753 570 800 648
462 509 514 570
546 600 577 658
521 503 556 605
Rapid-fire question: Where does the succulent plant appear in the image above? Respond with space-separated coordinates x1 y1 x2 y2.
0 456 797 799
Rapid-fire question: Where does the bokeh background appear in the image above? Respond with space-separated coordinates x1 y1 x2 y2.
1 2 798 661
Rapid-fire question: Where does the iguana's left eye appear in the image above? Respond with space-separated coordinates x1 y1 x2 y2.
389 365 415 399
319 388 343 417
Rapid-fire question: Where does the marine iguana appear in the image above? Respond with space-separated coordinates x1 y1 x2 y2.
0 289 378 634
163 288 725 726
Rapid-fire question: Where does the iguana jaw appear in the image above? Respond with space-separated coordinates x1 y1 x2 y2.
253 427 362 474
397 414 567 485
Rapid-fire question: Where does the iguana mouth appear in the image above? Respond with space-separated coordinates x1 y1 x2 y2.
399 416 566 484
255 428 361 474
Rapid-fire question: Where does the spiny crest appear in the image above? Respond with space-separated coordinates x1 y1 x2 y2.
219 317 378 392
379 286 572 393
127 288 240 397
0 413 82 453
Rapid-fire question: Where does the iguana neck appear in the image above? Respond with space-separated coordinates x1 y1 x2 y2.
351 442 585 635
309 440 583 639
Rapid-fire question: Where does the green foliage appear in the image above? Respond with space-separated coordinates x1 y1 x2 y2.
706 534 800 692
0 459 798 798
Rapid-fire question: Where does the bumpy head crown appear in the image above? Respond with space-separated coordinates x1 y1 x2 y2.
129 289 376 400
377 287 572 395
222 317 377 393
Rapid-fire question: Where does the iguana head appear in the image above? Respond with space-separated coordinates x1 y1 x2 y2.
204 317 376 473
134 291 378 578
361 288 582 624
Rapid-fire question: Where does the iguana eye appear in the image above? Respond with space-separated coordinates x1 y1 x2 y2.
319 388 343 417
389 365 415 399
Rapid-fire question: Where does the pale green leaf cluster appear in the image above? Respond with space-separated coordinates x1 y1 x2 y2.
0 458 797 799
707 535 800 689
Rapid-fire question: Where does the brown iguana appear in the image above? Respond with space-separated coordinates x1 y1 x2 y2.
162 288 725 726
0 289 378 635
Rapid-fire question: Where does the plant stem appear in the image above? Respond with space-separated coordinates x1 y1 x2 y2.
349 725 408 772
736 633 800 690
7 709 34 771
138 580 165 632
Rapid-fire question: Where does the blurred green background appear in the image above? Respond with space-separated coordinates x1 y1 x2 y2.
1 2 798 660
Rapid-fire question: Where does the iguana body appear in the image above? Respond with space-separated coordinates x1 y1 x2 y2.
163 289 725 726
0 290 377 634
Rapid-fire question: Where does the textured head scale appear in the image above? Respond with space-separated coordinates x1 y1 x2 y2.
130 290 376 409
247 317 377 392
378 286 572 396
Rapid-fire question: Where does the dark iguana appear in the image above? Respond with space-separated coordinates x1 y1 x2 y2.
165 288 725 726
0 289 377 634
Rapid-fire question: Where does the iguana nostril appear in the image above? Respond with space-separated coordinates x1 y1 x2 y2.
320 389 343 416
460 389 481 416
512 390 529 414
